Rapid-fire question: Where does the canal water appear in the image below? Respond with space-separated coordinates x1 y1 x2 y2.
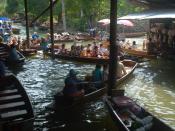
10 23 175 130
9 55 175 131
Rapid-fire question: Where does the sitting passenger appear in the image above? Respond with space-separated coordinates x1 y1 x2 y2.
117 58 127 78
92 64 103 88
130 41 137 49
8 37 19 61
63 69 84 97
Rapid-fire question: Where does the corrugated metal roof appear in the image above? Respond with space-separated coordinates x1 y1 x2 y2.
119 9 175 20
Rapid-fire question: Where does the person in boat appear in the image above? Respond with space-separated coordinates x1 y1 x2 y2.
59 43 67 55
8 36 19 61
92 64 103 88
130 41 137 49
86 44 91 57
63 69 84 97
0 36 10 62
117 57 127 78
98 44 109 58
32 32 39 40
40 37 48 58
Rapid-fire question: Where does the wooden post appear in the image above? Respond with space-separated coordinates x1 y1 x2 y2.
61 0 67 31
50 0 54 58
24 0 30 48
108 0 118 96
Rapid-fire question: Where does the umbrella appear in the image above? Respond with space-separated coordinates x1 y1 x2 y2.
98 19 110 25
98 19 134 27
117 20 134 27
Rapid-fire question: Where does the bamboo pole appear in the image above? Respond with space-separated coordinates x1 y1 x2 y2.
108 0 118 96
50 0 54 58
30 0 58 26
24 0 30 48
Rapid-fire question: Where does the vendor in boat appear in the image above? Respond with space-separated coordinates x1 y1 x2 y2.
63 69 84 97
8 36 19 61
117 57 127 78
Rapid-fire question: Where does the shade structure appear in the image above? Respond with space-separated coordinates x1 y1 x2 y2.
98 18 110 25
98 19 134 27
117 20 134 27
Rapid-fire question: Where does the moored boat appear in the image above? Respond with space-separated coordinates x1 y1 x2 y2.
122 47 157 59
0 74 34 131
46 83 107 111
48 52 109 64
104 92 174 131
20 49 37 56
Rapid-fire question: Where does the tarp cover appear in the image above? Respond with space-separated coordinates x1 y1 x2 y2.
119 9 175 20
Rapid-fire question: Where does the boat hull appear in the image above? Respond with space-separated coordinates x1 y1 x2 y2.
0 74 34 131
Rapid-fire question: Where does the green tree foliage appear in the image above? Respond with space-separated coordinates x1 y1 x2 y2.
4 0 143 31
5 0 19 16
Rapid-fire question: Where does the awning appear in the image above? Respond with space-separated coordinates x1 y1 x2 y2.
119 9 175 20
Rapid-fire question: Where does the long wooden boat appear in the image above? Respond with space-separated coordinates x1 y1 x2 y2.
47 60 137 111
104 92 174 131
117 60 137 85
120 32 146 38
122 47 157 59
48 52 109 64
20 49 37 56
46 83 107 111
0 74 34 131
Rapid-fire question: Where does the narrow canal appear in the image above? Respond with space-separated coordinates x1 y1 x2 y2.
9 55 175 131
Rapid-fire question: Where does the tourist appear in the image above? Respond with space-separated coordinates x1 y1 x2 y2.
63 69 84 97
40 37 48 58
8 37 19 61
32 32 39 40
92 64 103 88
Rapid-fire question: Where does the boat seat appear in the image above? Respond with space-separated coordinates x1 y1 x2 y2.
0 110 27 119
0 89 18 95
0 101 25 110
0 95 22 101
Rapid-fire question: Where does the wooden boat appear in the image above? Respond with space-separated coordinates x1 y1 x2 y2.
46 83 107 111
0 74 34 131
122 47 157 59
20 49 37 56
47 60 137 111
120 32 146 38
48 52 109 64
117 60 137 85
104 92 174 131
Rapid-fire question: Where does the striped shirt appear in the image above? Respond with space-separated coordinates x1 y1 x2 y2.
0 43 9 61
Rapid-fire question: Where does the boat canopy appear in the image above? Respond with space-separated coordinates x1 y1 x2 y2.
0 17 11 21
118 9 175 20
129 0 175 7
